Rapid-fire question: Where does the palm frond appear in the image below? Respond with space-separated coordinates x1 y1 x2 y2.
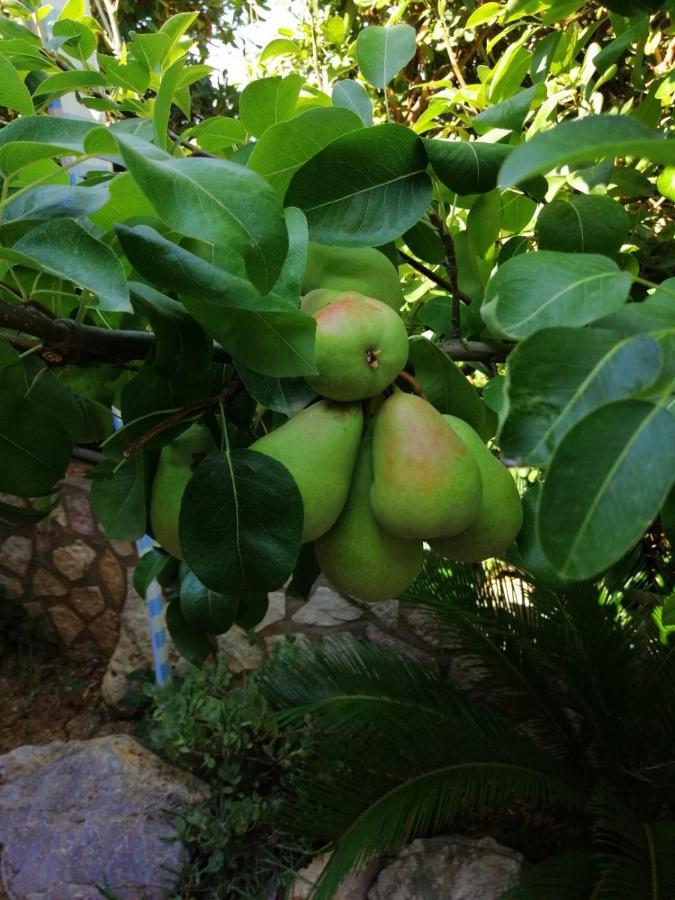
309 762 582 900
501 851 597 900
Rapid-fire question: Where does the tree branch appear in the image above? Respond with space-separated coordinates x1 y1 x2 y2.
398 249 454 294
428 209 472 340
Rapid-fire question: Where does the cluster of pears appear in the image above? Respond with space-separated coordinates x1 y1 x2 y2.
149 242 523 608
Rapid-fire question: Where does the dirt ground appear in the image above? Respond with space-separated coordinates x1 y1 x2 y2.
0 635 133 754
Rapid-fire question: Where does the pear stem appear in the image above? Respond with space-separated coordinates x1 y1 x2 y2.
396 371 426 398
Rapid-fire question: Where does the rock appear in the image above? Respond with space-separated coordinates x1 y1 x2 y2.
52 540 96 581
49 604 85 645
264 632 311 655
292 851 380 900
365 624 434 665
88 609 121 656
367 836 523 900
293 584 362 627
0 536 31 577
217 626 263 672
370 600 399 629
254 589 286 632
32 565 68 598
0 575 22 601
0 734 208 900
71 586 106 619
110 539 136 557
403 605 443 648
63 489 96 536
99 549 127 608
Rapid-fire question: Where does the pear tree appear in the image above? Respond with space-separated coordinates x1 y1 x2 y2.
0 2 673 661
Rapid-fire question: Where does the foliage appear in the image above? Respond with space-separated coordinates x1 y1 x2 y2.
0 0 673 652
144 653 315 899
261 552 675 898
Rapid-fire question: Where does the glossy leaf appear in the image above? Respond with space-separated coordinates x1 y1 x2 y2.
409 336 495 439
539 400 675 580
473 85 544 134
269 207 309 307
239 74 303 138
286 124 431 246
501 328 663 465
332 80 372 126
0 496 58 526
482 252 632 339
248 107 362 196
90 455 148 541
0 115 97 154
166 596 216 668
179 449 304 593
355 25 416 89
536 195 631 257
424 139 511 195
133 548 176 597
33 69 108 97
117 225 317 377
117 137 288 294
129 281 212 380
13 219 130 312
0 394 72 497
499 115 675 188
2 183 109 223
235 365 315 416
0 53 34 115
180 570 239 635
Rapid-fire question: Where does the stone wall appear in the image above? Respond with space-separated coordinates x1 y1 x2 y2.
0 467 136 658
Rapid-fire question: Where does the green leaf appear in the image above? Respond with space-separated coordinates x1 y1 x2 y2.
467 190 502 255
133 548 176 597
424 139 511 195
539 400 675 580
355 24 416 89
502 328 663 465
88 172 157 231
0 393 72 496
408 336 496 439
235 365 315 416
288 543 320 601
0 115 97 155
53 18 96 61
482 252 633 340
239 74 303 138
248 107 363 196
117 225 316 377
179 449 303 593
270 207 308 306
129 281 212 381
180 570 239 635
593 15 649 74
260 37 300 64
166 596 216 668
332 80 372 126
473 85 544 134
536 195 631 257
97 55 150 93
182 116 247 152
286 124 431 246
13 219 130 312
90 455 148 541
2 184 109 224
153 57 183 150
500 116 675 188
403 218 445 264
0 53 34 115
117 136 288 295
235 590 270 629
661 486 675 547
32 69 108 98
454 231 491 302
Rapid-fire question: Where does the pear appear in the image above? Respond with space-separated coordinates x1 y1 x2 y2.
150 423 216 559
250 400 363 542
370 392 482 539
308 293 409 402
301 288 341 315
303 242 404 311
431 416 523 562
315 437 423 602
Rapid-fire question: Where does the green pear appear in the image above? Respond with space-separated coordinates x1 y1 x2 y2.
315 437 423 602
370 392 482 539
431 416 523 562
301 288 341 315
308 293 409 402
150 423 216 559
303 242 404 311
250 400 363 542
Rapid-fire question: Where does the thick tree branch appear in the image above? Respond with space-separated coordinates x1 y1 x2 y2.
0 296 510 369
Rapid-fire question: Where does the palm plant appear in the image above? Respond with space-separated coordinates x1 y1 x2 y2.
262 552 675 899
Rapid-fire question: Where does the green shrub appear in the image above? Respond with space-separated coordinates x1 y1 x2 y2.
145 652 316 899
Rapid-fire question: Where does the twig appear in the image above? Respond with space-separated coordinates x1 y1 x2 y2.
439 339 511 363
167 130 221 159
428 209 471 340
398 249 454 294
122 377 243 458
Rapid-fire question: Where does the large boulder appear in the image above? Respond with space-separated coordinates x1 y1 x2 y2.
0 734 207 899
368 836 523 900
